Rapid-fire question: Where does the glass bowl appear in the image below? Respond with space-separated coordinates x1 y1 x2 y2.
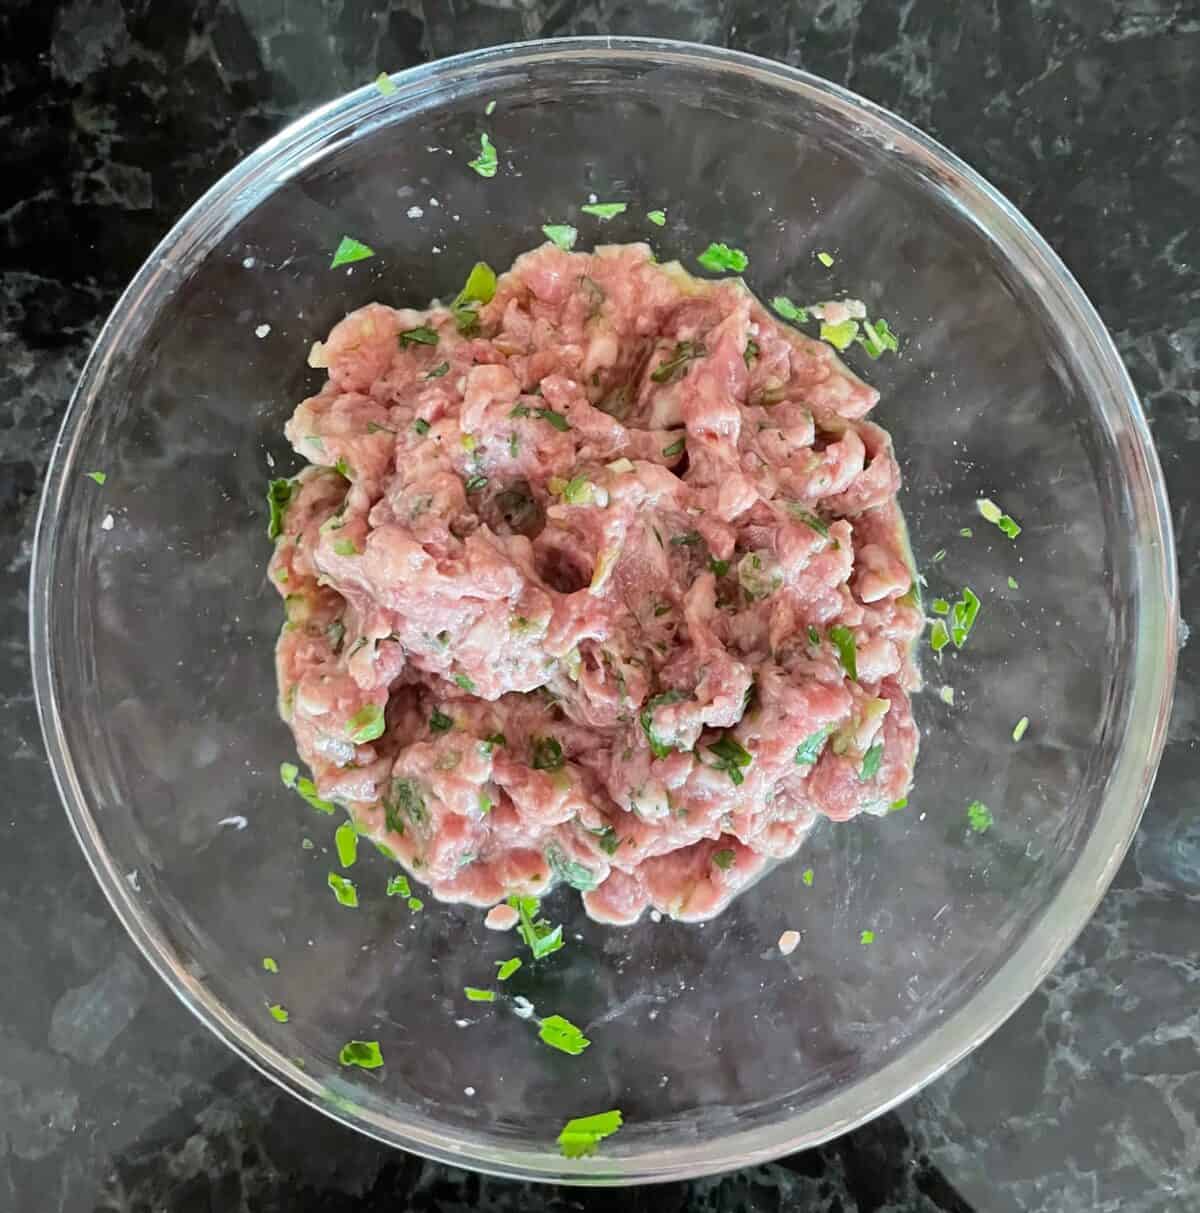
31 38 1176 1185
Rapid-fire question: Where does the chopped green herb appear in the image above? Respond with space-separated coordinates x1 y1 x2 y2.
640 689 686 758
650 340 706 383
531 736 565 771
281 762 336 814
262 957 279 973
302 837 314 850
708 557 730 577
332 537 359 557
482 732 507 752
399 326 438 349
538 1014 590 1055
828 625 858 681
930 619 950 653
334 457 352 480
347 703 385 743
330 236 375 269
950 586 981 648
546 844 598 892
464 987 496 1003
453 673 476 693
496 957 522 981
670 530 702 547
662 436 686 458
386 873 411 898
977 497 1022 539
1012 716 1030 742
808 626 821 647
339 1040 384 1069
429 708 454 734
1007 575 1019 589
375 72 396 96
712 848 736 871
593 826 621 856
890 796 908 812
581 202 627 220
771 296 808 323
485 99 497 116
366 421 395 434
423 361 451 380
857 317 900 359
535 407 570 431
859 929 875 945
557 1110 623 1159
269 1003 289 1023
820 319 860 351
787 505 830 537
817 251 835 267
451 261 498 333
335 820 359 868
412 418 432 438
407 896 424 912
859 741 884 781
931 549 947 563
266 478 294 541
959 527 974 538
327 872 358 907
478 792 493 814
509 895 565 959
542 223 578 251
932 598 950 615
464 474 489 494
794 726 832 766
468 132 498 178
966 800 993 833
707 735 753 786
697 242 748 273
744 338 759 366
647 209 667 226
802 867 814 887
939 685 955 706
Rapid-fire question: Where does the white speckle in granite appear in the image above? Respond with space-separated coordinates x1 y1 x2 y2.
406 205 424 219
100 513 113 530
47 953 148 1066
255 323 270 339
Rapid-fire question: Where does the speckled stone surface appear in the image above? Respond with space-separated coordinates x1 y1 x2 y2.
2 2 1198 1210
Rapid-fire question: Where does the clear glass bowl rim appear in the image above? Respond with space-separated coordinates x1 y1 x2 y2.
29 36 1178 1186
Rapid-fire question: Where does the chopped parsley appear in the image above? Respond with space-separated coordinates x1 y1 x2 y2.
859 929 875 945
708 557 730 577
339 1040 384 1069
771 296 808 323
280 762 336 814
407 896 424 912
327 872 358 907
386 873 411 898
496 957 522 981
334 820 358 868
581 202 627 220
332 537 359 557
647 209 667 226
453 673 476 692
817 251 835 267
787 505 830 537
412 418 431 436
857 318 899 359
640 689 686 758
977 497 1022 539
794 726 831 766
932 598 950 614
509 894 564 959
650 340 706 383
546 844 598 891
697 242 748 273
744 338 759 366
1012 716 1030 742
482 732 507 752
542 223 578 251
430 708 454 733
334 457 352 479
451 261 497 333
662 436 686 458
374 72 396 96
931 549 947 563
820 319 860 351
266 478 294 541
593 826 621 855
712 848 736 871
890 797 908 812
707 735 753 786
535 407 570 431
84 470 107 485
930 619 950 653
808 625 821 647
531 736 565 771
269 1003 289 1023
464 987 496 1002
423 361 450 380
859 741 884 781
557 1110 623 1159
330 236 374 269
802 867 814 887
950 587 981 648
828 625 858 681
399 325 439 347
347 703 386 743
960 527 974 538
966 800 993 833
670 530 701 546
464 474 488 493
468 132 498 178
538 1014 590 1055
262 957 279 973
1007 575 1019 590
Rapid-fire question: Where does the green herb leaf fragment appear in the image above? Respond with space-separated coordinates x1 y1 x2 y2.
977 497 1022 539
85 470 108 485
794 726 831 766
347 703 386 743
581 202 627 220
542 223 578 251
787 505 830 537
712 848 736 871
531 736 565 771
332 537 359 557
430 708 454 734
465 987 496 1002
262 957 279 973
266 478 294 540
817 251 835 267
334 820 358 868
859 741 884 781
820 319 860 351
1012 716 1030 742
930 619 950 653
327 872 359 907
860 929 875 945
269 1003 289 1023
330 236 375 269
650 340 706 383
496 957 522 981
639 689 686 758
966 800 993 833
771 296 808 323
707 735 753 786
423 362 451 380
399 325 439 347
451 261 498 333
1008 575 1019 589
932 598 950 615
485 99 496 115
508 895 565 960
454 673 476 692
538 1014 590 1055
802 868 814 886
468 132 498 178
950 587 981 648
857 317 900 359
386 873 411 898
662 437 686 458
557 1109 623 1158
647 209 666 226
281 763 336 815
828 625 858 681
339 1040 384 1069
697 242 748 273
374 72 396 96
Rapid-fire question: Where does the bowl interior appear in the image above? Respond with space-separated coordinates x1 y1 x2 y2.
33 42 1174 1182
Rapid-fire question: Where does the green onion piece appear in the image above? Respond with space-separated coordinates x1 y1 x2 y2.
531 736 564 771
977 497 1022 539
820 319 860 351
950 586 981 648
593 826 620 855
399 326 439 347
640 689 686 758
859 741 884 781
662 436 686 458
464 474 488 493
771 296 808 323
535 407 570 431
508 894 565 959
744 339 759 366
1012 716 1029 742
650 340 706 384
930 619 950 653
464 987 496 1002
330 236 374 268
857 317 900 359
794 726 831 766
557 1110 623 1159
482 732 507 752
374 72 396 96
347 703 385 743
802 868 814 886
712 848 735 870
266 478 294 541
708 557 730 577
697 242 748 273
581 202 627 220
262 957 279 973
890 797 908 812
1007 575 1019 590
85 470 107 485
327 872 358 907
786 505 829 537
817 251 835 267
646 209 666 226
496 957 522 981
931 549 946 563
966 800 992 833
386 873 411 898
332 537 359 557
707 735 753 786
538 1014 590 1055
932 598 950 615
807 626 821 647
860 929 875 945
281 763 336 815
828 625 858 681
269 1003 289 1022
478 792 493 814
454 673 476 692
412 419 431 437
339 1040 384 1069
335 820 359 868
542 223 578 251
430 708 453 733
960 527 974 538
423 362 450 380
468 132 498 178
451 261 498 333
334 457 352 480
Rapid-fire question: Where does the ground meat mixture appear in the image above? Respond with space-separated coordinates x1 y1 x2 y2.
270 242 920 924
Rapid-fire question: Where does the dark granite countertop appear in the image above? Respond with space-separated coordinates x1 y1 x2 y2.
3 2 1198 1210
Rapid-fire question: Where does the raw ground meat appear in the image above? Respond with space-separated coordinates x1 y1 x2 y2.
270 242 920 924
